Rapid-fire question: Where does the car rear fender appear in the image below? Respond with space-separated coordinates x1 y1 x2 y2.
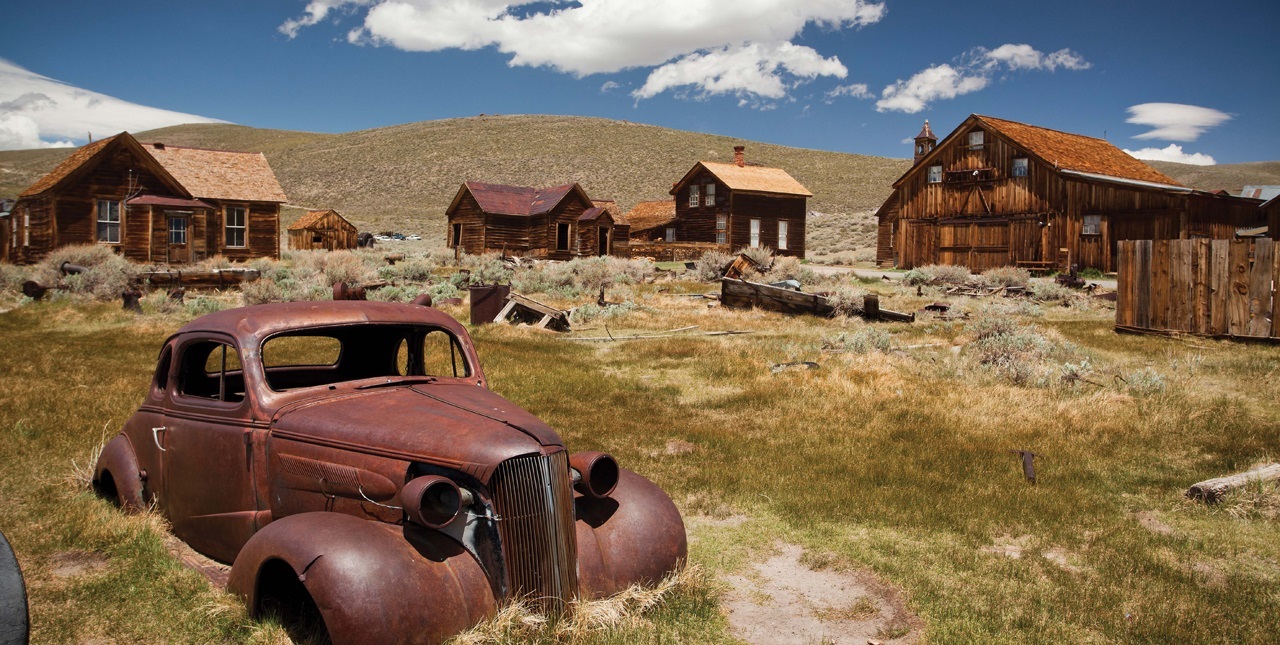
574 468 688 599
93 434 146 511
228 512 496 644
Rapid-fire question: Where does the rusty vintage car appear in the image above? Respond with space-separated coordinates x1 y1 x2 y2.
92 301 686 642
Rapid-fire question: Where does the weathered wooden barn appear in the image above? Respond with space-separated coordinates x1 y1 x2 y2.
665 146 812 257
876 115 1265 272
445 181 628 259
7 132 286 265
288 209 358 251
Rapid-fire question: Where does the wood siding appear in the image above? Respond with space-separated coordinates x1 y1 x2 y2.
671 168 808 257
289 212 359 251
447 187 629 258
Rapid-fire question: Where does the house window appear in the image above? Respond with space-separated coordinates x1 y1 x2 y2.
688 185 700 208
1082 215 1102 236
665 227 676 242
705 183 716 206
451 223 462 248
968 130 985 150
96 200 121 243
750 219 761 248
557 222 571 251
1012 158 1028 177
168 216 188 245
716 214 727 230
225 206 246 248
778 220 789 251
717 232 726 245
23 213 29 247
927 165 942 184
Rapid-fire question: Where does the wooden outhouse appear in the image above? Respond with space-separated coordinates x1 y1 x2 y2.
445 181 627 259
7 132 286 265
288 209 358 251
875 115 1264 272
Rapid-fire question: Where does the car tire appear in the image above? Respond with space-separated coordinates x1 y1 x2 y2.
0 530 30 645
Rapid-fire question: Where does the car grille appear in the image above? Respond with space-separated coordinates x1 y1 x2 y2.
490 451 579 613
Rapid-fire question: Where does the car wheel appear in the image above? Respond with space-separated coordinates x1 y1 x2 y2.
0 530 29 645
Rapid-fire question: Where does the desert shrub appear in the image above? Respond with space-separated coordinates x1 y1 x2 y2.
1123 367 1167 396
1059 358 1094 386
735 246 774 268
396 259 434 282
427 282 461 302
189 255 234 271
1029 281 1074 301
322 251 374 285
763 256 819 286
981 266 1030 288
904 264 971 286
827 286 866 317
823 328 892 354
184 297 225 317
694 250 735 281
965 314 1080 386
512 257 652 297
1078 267 1106 279
42 244 140 300
139 290 179 315
462 253 513 286
0 264 30 294
902 268 931 286
367 285 416 303
242 278 285 305
569 301 638 325
512 266 564 296
853 249 876 263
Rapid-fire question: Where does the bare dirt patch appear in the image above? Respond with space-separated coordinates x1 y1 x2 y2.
1133 511 1175 536
48 550 109 578
723 543 920 644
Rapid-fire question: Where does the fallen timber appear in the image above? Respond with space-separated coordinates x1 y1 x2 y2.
140 267 260 289
720 278 914 322
1187 464 1280 502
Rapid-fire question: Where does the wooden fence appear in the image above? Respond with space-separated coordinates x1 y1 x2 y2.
628 241 727 262
1116 239 1277 339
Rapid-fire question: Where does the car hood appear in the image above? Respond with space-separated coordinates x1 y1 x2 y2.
271 383 564 483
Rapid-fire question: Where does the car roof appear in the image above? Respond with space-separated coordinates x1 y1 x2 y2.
175 301 469 344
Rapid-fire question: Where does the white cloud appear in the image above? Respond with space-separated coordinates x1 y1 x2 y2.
599 80 621 93
283 0 885 101
1123 144 1216 166
1126 103 1231 142
876 44 1088 113
825 83 871 102
0 59 225 151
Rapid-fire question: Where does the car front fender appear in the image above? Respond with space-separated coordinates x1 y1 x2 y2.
228 512 496 645
574 468 687 599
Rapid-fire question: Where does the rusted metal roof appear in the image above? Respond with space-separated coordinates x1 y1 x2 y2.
578 207 607 222
694 161 813 197
288 208 354 231
142 142 287 203
973 115 1182 187
18 136 117 197
464 181 583 216
915 120 937 141
623 200 677 232
126 195 213 209
591 199 624 224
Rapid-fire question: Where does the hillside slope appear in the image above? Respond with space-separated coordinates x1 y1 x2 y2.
2 115 1275 246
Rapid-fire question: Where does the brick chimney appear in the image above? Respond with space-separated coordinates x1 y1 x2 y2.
733 145 745 167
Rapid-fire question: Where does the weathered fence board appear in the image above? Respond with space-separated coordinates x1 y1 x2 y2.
1116 239 1277 340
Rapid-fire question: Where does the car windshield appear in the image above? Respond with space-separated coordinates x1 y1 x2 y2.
260 324 471 392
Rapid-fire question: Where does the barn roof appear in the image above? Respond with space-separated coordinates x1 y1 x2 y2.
19 136 120 197
591 199 625 224
624 200 677 231
974 115 1181 186
142 142 288 203
288 209 353 231
457 181 589 217
692 161 813 197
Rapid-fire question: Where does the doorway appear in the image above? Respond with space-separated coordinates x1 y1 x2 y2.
598 226 609 256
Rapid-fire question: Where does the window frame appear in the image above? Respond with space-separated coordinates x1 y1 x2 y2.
224 204 247 249
927 165 943 184
173 336 249 409
664 227 676 242
968 130 985 150
777 220 789 251
1082 214 1102 236
96 199 121 244
705 183 716 207
1012 158 1029 178
168 214 189 245
688 185 700 208
749 218 761 248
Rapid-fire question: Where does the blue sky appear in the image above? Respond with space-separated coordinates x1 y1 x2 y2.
1 0 1277 164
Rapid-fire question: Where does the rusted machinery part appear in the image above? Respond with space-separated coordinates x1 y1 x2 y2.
122 289 143 313
332 282 367 301
19 281 46 301
228 512 496 645
0 529 29 645
385 253 404 265
575 468 688 600
410 293 433 307
569 451 619 499
93 435 147 511
168 288 185 303
59 261 88 276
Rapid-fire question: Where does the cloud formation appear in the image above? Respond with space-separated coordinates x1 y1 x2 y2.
0 59 224 151
825 83 872 102
1123 144 1216 166
281 0 886 101
1126 103 1231 141
875 44 1089 113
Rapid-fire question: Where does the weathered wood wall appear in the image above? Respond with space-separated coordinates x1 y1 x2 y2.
629 241 727 262
289 212 358 251
1116 239 1277 339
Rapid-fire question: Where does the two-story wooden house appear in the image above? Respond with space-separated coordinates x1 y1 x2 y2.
445 181 627 259
875 115 1264 272
8 132 286 265
665 146 812 257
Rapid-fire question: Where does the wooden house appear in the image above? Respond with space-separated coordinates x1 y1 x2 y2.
445 181 628 259
288 209 358 251
667 146 812 257
625 201 678 242
7 132 286 265
875 115 1265 272
1265 196 1280 241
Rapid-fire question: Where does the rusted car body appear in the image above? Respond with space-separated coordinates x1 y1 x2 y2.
93 301 686 643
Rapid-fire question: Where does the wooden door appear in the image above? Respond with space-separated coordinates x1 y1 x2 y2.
167 213 190 264
598 226 609 256
938 219 1010 271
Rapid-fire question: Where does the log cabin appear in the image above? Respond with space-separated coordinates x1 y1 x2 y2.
875 115 1265 272
666 146 812 257
288 209 358 251
7 132 286 265
445 181 628 259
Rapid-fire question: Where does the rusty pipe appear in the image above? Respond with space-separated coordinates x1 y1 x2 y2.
399 476 472 529
569 452 619 499
59 261 88 276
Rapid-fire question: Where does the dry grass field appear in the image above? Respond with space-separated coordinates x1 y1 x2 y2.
0 249 1278 643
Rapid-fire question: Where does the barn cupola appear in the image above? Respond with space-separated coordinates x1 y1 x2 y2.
913 120 937 165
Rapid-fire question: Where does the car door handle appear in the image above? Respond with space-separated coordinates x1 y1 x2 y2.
152 426 167 452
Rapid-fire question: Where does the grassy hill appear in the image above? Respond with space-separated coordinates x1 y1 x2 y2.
2 115 1276 248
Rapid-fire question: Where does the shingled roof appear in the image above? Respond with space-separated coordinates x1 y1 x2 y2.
973 115 1182 187
142 142 287 202
624 200 677 232
18 136 117 197
690 161 812 197
288 209 352 231
462 181 584 216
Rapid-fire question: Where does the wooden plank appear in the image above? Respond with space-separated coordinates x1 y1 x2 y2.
1248 239 1274 338
1135 240 1151 330
1115 241 1133 327
1273 239 1280 339
1227 239 1251 336
1193 239 1211 335
1170 241 1188 333
1151 240 1169 331
1209 240 1229 335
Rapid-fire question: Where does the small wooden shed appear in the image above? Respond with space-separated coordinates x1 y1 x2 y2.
288 209 358 251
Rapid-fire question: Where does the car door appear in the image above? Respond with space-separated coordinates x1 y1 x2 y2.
162 335 260 563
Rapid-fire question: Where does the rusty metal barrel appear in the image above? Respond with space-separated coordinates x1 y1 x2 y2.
468 284 510 325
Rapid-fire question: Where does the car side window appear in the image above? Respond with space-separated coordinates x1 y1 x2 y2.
152 346 173 396
178 340 245 403
422 330 470 378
